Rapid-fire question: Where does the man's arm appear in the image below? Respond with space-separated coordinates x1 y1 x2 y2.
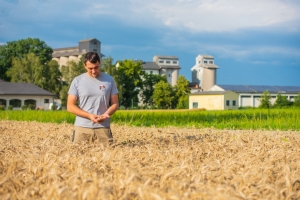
104 94 119 116
67 94 101 123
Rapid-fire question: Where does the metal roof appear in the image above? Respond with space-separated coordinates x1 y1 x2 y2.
0 82 55 96
218 85 300 93
159 65 181 69
79 38 100 43
154 55 179 59
191 91 233 95
142 62 160 70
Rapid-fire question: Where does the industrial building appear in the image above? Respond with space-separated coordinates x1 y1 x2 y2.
141 55 181 86
52 38 102 68
189 55 300 110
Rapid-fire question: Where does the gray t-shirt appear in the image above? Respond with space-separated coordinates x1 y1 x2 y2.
68 72 118 128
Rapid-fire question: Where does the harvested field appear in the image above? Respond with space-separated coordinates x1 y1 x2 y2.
0 120 300 200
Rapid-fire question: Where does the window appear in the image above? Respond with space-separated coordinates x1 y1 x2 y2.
159 60 164 63
150 71 153 74
172 61 177 64
226 100 230 106
44 99 49 103
166 61 171 64
198 61 201 64
9 99 21 108
232 100 236 106
193 102 198 108
0 99 6 106
204 61 208 64
168 74 171 77
209 61 214 64
94 42 97 45
93 49 97 52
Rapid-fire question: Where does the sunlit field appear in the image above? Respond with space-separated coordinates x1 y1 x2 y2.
1 120 299 199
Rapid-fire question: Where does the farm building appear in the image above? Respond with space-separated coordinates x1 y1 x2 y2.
0 79 56 110
209 85 300 108
189 90 239 110
52 38 103 68
189 55 300 110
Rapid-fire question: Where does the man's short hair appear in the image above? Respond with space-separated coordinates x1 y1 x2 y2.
84 52 100 65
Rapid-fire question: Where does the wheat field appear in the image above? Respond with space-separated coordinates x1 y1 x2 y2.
0 120 299 200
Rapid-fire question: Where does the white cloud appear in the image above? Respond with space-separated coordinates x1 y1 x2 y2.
90 0 300 32
1 0 299 33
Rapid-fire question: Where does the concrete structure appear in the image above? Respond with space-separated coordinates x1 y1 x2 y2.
189 91 239 110
0 80 56 110
143 55 181 86
52 38 102 68
191 55 219 91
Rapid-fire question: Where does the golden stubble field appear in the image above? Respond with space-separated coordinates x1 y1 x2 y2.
0 120 299 200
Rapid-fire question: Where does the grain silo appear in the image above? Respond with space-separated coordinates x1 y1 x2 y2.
191 55 219 91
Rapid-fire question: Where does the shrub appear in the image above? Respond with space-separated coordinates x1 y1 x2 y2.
51 104 58 110
28 104 35 110
21 105 28 110
0 105 5 110
8 105 13 110
119 105 126 110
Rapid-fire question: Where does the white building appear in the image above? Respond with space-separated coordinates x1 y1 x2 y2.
142 55 181 86
209 85 300 108
191 55 219 91
0 79 56 110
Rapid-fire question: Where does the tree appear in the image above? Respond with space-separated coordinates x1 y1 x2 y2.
101 56 117 78
258 90 272 108
115 60 144 108
140 73 167 106
174 76 190 109
293 93 300 107
60 58 86 106
0 38 53 81
43 60 62 97
273 94 291 108
152 81 175 109
6 53 44 87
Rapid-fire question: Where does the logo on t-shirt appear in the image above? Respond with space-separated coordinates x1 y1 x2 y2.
99 85 106 91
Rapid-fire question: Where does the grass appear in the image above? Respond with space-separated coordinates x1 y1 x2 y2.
0 108 300 130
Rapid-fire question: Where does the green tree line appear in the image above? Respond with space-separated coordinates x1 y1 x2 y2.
259 90 300 108
0 38 190 109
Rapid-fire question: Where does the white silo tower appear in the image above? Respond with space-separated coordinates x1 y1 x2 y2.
191 55 219 91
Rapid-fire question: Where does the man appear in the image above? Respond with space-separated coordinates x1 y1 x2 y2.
67 52 119 145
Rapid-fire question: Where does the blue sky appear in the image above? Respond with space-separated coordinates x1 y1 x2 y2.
1 0 300 86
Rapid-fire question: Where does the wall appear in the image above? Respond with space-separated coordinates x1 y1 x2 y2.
0 95 54 110
189 94 224 110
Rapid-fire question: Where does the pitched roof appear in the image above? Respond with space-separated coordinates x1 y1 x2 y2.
79 38 100 42
0 82 55 96
142 62 160 70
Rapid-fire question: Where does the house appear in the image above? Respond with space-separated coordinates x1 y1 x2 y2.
0 80 56 110
52 38 103 68
189 90 239 110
